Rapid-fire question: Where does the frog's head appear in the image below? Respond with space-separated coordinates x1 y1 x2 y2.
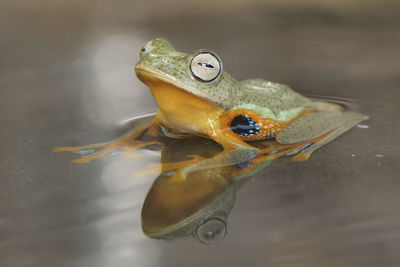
135 39 238 110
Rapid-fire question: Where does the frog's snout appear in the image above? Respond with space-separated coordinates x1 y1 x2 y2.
140 38 175 57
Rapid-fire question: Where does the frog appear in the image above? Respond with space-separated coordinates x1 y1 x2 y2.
55 38 368 182
133 38 367 179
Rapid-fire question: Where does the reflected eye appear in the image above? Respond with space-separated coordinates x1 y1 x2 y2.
195 218 227 244
190 52 222 82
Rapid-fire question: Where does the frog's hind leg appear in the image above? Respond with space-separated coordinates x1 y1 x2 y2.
53 116 162 163
276 110 368 161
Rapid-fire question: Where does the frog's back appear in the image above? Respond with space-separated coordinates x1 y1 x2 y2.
233 79 316 121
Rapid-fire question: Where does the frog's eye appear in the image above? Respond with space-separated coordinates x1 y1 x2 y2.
190 52 222 82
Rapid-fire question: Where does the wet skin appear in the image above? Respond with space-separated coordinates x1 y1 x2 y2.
54 38 368 182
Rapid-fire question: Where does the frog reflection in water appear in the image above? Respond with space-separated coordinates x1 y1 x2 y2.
54 39 368 243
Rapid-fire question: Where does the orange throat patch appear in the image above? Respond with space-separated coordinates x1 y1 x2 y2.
136 70 224 137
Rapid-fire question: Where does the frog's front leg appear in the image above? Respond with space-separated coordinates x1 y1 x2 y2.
168 129 260 183
53 114 163 163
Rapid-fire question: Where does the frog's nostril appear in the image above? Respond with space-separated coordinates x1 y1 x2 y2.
139 46 148 59
142 39 175 55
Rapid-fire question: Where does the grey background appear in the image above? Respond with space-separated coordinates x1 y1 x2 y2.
1 0 399 266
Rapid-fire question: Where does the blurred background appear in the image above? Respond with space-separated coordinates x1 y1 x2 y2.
1 0 399 266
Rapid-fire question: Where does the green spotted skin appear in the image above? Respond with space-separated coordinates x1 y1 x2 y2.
135 39 315 121
237 79 316 121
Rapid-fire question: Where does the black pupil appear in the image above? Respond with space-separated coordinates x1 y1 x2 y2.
198 62 214 68
230 115 260 136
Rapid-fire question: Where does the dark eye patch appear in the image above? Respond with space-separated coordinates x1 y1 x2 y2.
198 62 214 68
230 115 260 136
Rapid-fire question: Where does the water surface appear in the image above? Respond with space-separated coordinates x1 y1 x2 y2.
1 0 400 266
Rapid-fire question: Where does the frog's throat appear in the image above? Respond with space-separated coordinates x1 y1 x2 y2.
136 68 225 136
135 65 218 106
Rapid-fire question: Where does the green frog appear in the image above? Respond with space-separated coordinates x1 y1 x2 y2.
55 38 368 182
54 39 368 243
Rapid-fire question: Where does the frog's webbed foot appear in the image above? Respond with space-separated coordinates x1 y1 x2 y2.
168 147 259 183
53 142 114 163
276 110 368 161
54 139 162 163
53 119 163 163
